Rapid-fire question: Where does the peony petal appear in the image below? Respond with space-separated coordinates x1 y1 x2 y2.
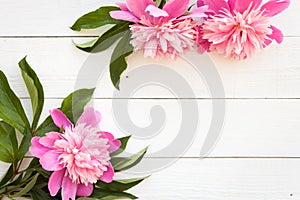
145 4 169 17
40 150 63 171
39 132 61 148
98 132 121 153
197 0 205 7
178 6 208 20
126 0 156 19
50 109 73 129
29 137 51 158
61 176 77 200
200 0 230 13
268 25 284 44
76 107 101 128
110 11 140 22
48 169 65 196
76 183 93 197
163 0 190 19
261 0 290 17
100 163 114 183
116 2 130 11
228 0 262 13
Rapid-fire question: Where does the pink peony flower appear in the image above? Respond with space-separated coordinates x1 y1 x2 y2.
30 108 121 200
197 0 290 60
110 0 208 59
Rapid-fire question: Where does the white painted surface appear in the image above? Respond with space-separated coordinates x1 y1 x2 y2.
0 0 300 199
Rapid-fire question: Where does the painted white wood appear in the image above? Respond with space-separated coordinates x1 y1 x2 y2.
0 0 297 36
1 159 300 199
12 99 300 157
1 37 300 98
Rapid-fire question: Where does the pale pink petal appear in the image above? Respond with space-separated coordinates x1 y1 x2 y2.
110 11 140 22
100 163 114 183
99 132 121 153
76 107 101 128
61 176 77 200
228 0 262 13
145 5 169 17
126 0 156 18
50 109 73 129
261 0 290 17
268 25 284 44
40 150 63 171
76 183 93 197
178 6 208 20
116 2 129 11
29 137 51 158
163 0 190 19
200 0 230 13
48 169 65 196
39 132 61 148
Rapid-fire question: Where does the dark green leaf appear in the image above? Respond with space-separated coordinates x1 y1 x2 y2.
34 116 59 137
96 176 148 192
35 88 95 136
30 187 52 200
0 165 13 187
111 136 131 156
0 122 18 163
11 173 39 197
110 30 133 89
156 0 167 8
113 148 148 172
61 88 95 124
16 128 32 161
19 56 44 131
74 22 130 53
110 157 130 167
78 189 137 200
0 70 30 132
71 6 122 31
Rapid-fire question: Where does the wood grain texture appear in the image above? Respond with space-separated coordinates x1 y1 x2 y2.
0 0 297 36
0 37 300 98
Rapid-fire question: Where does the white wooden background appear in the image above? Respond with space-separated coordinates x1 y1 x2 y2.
0 0 300 199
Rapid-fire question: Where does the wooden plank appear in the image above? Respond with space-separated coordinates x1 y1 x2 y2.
0 0 298 36
1 158 300 199
0 37 300 99
15 99 300 157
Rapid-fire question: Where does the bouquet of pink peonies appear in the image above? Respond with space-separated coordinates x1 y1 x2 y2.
0 57 148 200
72 0 289 89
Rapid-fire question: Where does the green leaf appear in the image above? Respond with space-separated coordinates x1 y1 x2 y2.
110 30 133 89
0 165 14 187
11 173 39 197
0 70 30 133
35 88 95 136
0 122 18 163
16 128 32 161
155 0 167 8
71 6 122 31
111 136 131 156
78 189 137 200
74 22 130 53
19 56 44 131
113 148 148 172
61 88 95 124
96 176 148 192
30 187 52 200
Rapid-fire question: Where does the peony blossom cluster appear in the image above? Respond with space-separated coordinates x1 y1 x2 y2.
110 0 290 60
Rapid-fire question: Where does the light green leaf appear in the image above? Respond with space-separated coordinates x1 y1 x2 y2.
0 70 30 133
110 30 133 89
71 6 122 31
11 173 39 197
96 176 148 192
111 136 131 156
0 122 18 163
74 22 130 53
19 56 44 131
113 148 148 171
